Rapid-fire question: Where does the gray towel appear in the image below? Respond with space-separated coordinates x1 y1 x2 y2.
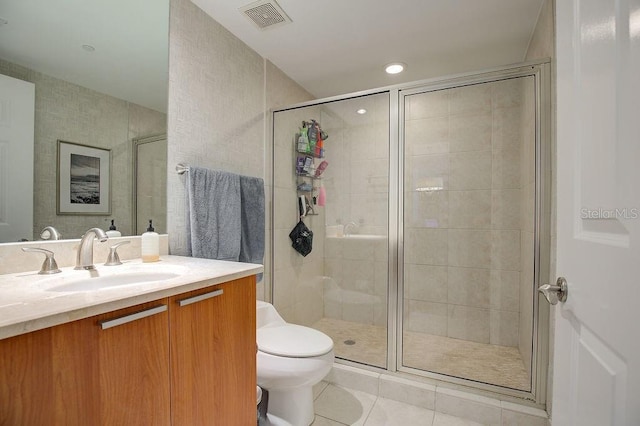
186 167 241 261
239 175 265 268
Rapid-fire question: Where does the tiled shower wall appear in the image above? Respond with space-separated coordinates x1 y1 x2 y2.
321 94 390 327
403 78 535 357
272 106 326 326
324 236 388 327
321 95 390 235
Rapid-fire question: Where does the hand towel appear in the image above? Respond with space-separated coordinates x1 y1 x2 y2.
239 175 265 267
186 167 241 261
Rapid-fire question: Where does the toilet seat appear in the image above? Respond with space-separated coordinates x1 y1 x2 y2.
258 324 333 358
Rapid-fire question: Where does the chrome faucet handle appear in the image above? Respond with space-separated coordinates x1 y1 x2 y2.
105 241 130 266
40 226 62 240
22 247 62 274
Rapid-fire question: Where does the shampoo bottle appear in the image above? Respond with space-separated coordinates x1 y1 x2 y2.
318 185 326 207
297 122 309 152
106 219 121 237
141 219 159 262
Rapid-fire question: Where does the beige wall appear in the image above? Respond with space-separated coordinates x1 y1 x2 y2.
525 0 555 62
0 59 166 240
166 0 312 300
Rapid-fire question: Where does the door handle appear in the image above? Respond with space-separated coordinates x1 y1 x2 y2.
538 277 568 305
100 305 167 330
177 289 223 307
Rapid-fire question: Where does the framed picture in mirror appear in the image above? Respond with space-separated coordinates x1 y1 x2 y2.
57 140 111 215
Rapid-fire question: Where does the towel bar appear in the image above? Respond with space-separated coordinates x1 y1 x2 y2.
176 163 190 174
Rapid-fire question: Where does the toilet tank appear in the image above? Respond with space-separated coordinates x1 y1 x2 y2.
256 300 286 328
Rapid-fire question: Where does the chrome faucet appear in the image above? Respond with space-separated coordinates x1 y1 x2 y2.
40 226 62 240
344 221 357 237
75 228 108 270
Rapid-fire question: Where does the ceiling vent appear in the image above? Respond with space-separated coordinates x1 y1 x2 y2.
240 0 292 31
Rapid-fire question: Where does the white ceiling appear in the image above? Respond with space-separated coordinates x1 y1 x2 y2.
0 1 544 111
0 0 169 112
192 0 545 98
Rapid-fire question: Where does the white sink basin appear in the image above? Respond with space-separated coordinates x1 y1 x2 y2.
40 263 188 293
48 272 180 292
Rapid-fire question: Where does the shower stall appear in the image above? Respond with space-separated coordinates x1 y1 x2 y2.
271 61 550 400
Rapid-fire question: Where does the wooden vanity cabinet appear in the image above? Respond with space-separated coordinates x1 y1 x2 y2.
0 275 256 426
169 276 257 425
0 300 171 426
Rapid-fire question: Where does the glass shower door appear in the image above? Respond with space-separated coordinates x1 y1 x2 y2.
401 77 536 391
272 92 390 369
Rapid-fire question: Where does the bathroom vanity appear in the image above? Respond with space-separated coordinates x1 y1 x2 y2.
0 256 261 425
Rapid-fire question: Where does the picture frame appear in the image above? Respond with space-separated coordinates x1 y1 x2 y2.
57 140 111 215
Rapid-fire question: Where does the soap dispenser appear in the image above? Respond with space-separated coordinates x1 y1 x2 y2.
141 219 159 262
106 219 121 238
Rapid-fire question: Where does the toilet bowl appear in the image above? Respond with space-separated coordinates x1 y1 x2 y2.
257 301 334 426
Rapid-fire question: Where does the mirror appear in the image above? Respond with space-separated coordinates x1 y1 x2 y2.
0 0 169 242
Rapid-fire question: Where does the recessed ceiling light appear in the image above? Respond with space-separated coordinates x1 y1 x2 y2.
385 62 406 74
356 108 367 115
82 44 96 52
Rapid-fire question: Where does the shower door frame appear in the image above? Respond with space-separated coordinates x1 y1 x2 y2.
393 62 552 403
269 59 552 404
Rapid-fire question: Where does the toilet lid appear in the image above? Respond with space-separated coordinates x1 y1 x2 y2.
257 325 333 358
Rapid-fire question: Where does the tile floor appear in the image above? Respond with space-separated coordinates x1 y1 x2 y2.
312 381 488 426
313 318 530 390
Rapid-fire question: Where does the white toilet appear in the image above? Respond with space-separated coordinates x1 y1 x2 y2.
257 301 334 426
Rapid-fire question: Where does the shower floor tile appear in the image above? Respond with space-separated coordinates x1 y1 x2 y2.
313 317 387 368
313 317 530 391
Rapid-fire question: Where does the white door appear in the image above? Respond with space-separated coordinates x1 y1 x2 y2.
553 0 640 425
0 74 35 243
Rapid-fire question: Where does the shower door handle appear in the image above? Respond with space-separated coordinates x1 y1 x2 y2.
538 277 568 305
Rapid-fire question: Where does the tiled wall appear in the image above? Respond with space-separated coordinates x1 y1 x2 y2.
272 106 325 325
320 93 390 326
402 78 536 353
166 0 312 300
321 95 390 236
324 236 388 327
0 59 166 239
167 0 263 257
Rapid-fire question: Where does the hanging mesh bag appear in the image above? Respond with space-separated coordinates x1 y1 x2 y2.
289 220 313 257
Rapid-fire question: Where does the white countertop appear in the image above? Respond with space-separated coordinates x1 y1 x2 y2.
0 255 263 340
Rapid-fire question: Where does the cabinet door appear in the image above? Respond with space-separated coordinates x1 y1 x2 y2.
170 276 256 425
0 326 55 425
0 300 170 426
95 300 171 425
